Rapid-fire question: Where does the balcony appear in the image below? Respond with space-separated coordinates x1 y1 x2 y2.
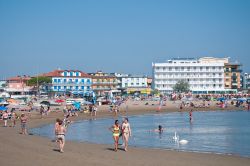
53 82 92 85
93 87 112 90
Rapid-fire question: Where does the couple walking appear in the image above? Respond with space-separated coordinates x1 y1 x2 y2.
110 118 132 152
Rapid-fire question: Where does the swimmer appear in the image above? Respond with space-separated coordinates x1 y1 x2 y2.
150 125 166 133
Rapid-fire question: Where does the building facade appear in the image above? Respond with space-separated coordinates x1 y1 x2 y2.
88 71 118 96
242 73 250 90
5 75 34 95
42 70 92 95
121 75 151 95
224 63 242 90
152 57 226 94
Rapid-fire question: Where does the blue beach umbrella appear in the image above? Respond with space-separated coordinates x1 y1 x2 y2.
73 102 81 110
217 97 226 101
237 98 247 102
0 106 7 111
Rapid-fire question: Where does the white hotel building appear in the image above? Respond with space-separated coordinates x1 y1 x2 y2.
152 57 227 94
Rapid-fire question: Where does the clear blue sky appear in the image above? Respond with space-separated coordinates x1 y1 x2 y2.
0 0 250 78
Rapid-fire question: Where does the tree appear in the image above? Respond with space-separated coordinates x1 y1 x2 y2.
173 80 190 93
27 76 52 89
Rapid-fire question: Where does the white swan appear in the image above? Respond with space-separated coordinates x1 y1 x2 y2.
173 131 179 141
179 139 188 145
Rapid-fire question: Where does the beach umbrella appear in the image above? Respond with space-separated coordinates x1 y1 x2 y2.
237 98 247 102
40 101 50 106
217 97 225 101
83 101 93 105
73 102 81 109
0 106 7 111
55 99 64 103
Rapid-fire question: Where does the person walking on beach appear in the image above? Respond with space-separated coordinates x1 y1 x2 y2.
2 111 8 127
40 105 45 119
109 120 120 152
20 113 28 135
122 118 132 152
11 111 17 127
54 118 60 141
55 120 66 153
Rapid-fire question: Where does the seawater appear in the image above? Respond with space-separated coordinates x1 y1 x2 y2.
31 111 250 157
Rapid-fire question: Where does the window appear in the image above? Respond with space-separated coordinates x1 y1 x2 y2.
81 79 85 83
125 83 128 87
64 71 67 76
76 72 79 77
75 79 78 83
54 86 57 89
64 79 67 83
70 86 72 90
53 79 57 83
70 72 73 76
81 86 84 90
87 86 90 90
69 79 72 83
75 86 79 90
58 86 61 89
64 86 67 89
58 79 61 83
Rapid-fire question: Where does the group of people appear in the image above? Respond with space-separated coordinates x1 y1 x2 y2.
1 110 17 127
109 105 120 116
109 118 132 152
1 111 28 135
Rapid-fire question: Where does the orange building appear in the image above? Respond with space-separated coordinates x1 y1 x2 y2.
88 71 118 96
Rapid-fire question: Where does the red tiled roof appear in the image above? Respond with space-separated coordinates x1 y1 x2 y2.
41 70 90 78
7 76 31 81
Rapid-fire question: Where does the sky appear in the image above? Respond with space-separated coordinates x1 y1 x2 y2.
0 0 250 78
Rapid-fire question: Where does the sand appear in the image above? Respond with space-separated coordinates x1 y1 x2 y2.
0 100 249 166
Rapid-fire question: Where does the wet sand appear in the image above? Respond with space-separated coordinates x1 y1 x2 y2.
0 100 249 166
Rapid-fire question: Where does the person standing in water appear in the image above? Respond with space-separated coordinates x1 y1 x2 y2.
122 118 132 152
55 120 66 153
109 120 120 152
189 109 193 122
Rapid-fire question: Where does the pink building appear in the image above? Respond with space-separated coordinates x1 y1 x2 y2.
5 76 33 95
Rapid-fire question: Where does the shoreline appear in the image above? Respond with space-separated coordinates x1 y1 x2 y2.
1 101 250 166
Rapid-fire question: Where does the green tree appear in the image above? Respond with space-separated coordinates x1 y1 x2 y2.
27 76 51 87
173 80 190 93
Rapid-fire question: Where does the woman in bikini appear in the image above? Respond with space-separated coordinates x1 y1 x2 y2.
109 120 120 152
55 120 66 153
122 117 132 152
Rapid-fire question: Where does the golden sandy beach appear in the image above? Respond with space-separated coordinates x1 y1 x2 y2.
0 100 250 166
